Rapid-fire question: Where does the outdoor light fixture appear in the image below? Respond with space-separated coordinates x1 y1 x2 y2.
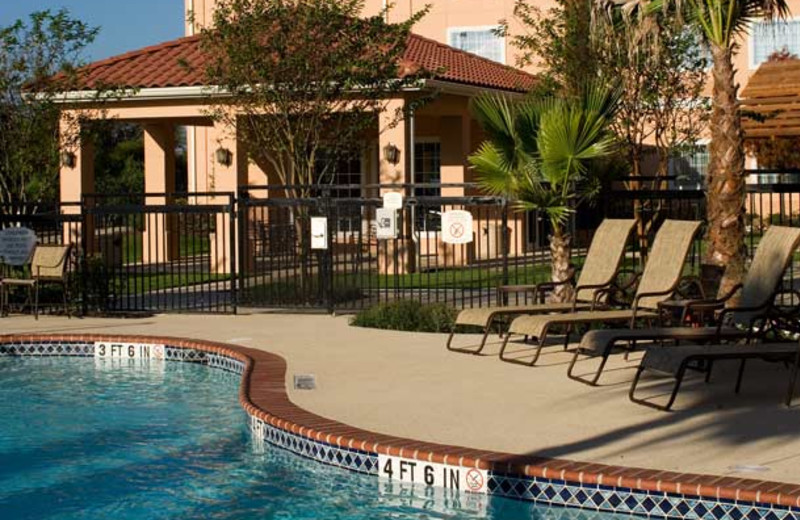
383 143 400 165
215 147 233 167
61 151 77 168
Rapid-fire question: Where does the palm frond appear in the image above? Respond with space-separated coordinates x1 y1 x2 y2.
469 94 519 169
468 142 519 197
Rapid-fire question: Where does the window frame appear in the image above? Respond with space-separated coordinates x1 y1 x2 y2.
446 25 506 64
748 18 800 70
412 137 443 236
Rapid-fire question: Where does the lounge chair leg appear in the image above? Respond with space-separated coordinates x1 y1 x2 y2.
446 329 457 351
563 325 572 351
629 364 684 411
498 334 513 360
786 348 800 407
735 359 747 394
446 325 492 355
705 360 714 383
567 348 610 387
500 333 545 367
474 327 492 355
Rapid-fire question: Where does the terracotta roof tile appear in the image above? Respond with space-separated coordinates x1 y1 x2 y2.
71 33 535 93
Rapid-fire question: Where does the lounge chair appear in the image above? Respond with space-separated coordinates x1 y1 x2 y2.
1 244 72 319
445 219 637 355
567 225 800 385
499 220 702 366
629 340 800 410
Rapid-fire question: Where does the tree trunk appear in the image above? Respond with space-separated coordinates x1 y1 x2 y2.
549 229 574 303
705 44 746 299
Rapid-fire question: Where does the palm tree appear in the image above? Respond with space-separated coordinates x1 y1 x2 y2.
608 0 789 296
469 84 620 302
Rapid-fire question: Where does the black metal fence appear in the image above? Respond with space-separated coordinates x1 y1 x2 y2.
237 184 571 312
1 173 798 316
1 194 237 315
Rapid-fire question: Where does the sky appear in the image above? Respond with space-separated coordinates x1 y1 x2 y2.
0 0 185 61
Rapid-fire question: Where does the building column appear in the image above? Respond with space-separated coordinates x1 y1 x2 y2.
378 98 415 275
59 113 95 251
207 120 247 274
142 123 178 264
438 113 472 267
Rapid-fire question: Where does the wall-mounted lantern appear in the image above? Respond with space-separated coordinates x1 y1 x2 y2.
61 151 77 169
383 143 400 165
215 147 233 167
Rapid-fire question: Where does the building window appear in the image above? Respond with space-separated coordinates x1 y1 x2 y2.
447 26 505 64
751 20 800 67
414 141 441 232
315 149 362 198
315 149 363 232
669 145 709 190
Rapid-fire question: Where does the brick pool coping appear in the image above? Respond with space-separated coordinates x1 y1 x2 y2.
4 333 800 513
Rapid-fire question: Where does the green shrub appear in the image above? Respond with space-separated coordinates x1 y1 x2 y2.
350 300 457 333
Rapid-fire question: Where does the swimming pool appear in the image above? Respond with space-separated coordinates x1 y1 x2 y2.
0 356 629 520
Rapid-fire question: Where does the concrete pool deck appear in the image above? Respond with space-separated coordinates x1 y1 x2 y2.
3 312 800 489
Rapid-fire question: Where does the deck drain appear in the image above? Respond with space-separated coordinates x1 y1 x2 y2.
294 374 316 390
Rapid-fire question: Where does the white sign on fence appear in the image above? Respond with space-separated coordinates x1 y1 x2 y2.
441 210 474 245
0 227 37 266
382 192 403 210
311 217 328 250
375 208 398 240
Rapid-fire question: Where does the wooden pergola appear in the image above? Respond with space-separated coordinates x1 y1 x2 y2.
741 58 800 138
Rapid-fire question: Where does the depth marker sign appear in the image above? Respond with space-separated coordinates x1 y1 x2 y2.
378 454 488 494
95 342 165 360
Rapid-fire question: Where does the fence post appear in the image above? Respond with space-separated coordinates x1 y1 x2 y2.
79 198 90 317
322 188 335 314
229 193 238 315
501 198 510 300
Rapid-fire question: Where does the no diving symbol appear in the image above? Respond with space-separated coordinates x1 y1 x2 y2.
450 222 465 239
466 469 484 492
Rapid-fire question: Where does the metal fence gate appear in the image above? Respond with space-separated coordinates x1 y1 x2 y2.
237 184 577 312
82 193 237 314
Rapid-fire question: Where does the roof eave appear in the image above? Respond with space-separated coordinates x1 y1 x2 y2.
47 78 527 105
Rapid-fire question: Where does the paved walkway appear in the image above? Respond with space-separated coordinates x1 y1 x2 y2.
3 312 799 485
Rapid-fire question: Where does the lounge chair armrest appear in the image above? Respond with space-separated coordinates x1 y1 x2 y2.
676 275 706 300
714 301 772 336
632 288 680 314
574 282 614 310
498 276 575 304
614 270 642 293
658 298 725 325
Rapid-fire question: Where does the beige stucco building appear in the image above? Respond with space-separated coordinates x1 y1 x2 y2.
55 1 800 273
57 1 536 273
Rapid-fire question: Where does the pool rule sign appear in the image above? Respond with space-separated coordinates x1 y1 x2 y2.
378 454 489 494
441 210 473 245
0 227 37 266
95 342 166 360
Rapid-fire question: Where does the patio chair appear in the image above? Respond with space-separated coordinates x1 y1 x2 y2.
446 219 637 355
628 340 800 411
499 220 702 366
567 225 800 385
1 244 72 320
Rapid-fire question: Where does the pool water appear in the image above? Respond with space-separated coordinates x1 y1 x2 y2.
0 357 629 519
